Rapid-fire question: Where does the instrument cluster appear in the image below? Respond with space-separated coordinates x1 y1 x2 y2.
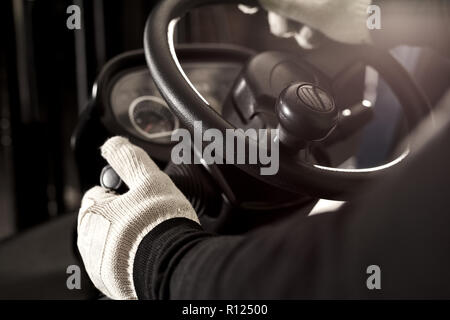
109 62 242 143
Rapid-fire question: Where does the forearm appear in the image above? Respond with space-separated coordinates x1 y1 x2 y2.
373 0 450 55
133 218 213 300
133 213 355 300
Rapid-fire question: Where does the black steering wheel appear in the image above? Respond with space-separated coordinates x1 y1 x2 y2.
144 0 432 200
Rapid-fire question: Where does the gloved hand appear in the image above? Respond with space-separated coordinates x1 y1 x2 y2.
77 136 200 300
260 0 373 45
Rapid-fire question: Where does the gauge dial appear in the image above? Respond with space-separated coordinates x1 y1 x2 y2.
129 96 179 140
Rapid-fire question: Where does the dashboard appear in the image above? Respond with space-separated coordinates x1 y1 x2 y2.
108 62 243 144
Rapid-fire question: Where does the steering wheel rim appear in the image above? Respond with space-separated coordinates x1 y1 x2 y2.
144 0 432 200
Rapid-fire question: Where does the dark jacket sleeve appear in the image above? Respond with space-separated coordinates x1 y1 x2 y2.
373 0 450 56
133 118 450 300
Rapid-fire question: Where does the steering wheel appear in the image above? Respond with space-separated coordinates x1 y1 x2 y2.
144 0 432 200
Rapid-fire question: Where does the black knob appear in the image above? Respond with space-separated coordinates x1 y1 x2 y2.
276 83 338 150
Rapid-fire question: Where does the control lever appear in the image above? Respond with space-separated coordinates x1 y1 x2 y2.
99 163 222 217
100 165 128 193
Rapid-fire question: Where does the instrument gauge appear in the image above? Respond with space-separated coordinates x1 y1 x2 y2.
129 96 179 141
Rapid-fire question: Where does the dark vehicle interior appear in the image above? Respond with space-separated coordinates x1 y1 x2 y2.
1 0 450 299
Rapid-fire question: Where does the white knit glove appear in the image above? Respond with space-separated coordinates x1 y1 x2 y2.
77 136 200 300
260 0 373 45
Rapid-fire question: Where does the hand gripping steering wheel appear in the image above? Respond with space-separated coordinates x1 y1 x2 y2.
144 0 432 200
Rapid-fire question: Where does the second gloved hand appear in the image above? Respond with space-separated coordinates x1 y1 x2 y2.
77 137 200 300
260 0 373 45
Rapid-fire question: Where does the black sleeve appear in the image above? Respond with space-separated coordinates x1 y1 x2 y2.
372 0 450 56
133 120 450 300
